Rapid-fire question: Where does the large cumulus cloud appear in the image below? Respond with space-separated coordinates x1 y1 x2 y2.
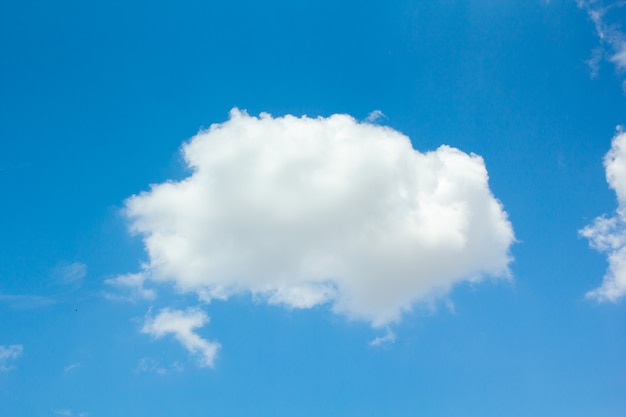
122 109 514 326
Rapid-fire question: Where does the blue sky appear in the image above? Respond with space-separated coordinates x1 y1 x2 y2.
1 0 626 416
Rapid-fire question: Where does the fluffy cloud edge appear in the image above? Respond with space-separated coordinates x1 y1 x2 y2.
120 109 515 327
581 128 626 302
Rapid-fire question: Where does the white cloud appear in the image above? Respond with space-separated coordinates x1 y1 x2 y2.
105 272 156 301
122 109 514 327
365 109 386 123
578 1 626 86
370 328 396 346
142 308 220 368
581 128 626 301
611 41 626 69
0 344 23 371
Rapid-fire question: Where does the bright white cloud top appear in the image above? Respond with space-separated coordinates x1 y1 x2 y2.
142 308 220 368
581 129 626 302
122 109 515 328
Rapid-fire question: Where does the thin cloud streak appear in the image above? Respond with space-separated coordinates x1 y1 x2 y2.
52 262 87 287
63 362 80 374
0 293 56 309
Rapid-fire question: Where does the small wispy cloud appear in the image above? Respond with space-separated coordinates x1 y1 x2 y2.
52 262 87 288
135 357 183 375
578 0 626 89
0 344 23 371
63 362 80 374
587 46 604 78
142 308 220 368
370 328 396 347
135 357 167 375
105 272 156 302
365 109 386 123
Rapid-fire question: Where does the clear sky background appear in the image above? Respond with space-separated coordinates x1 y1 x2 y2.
1 1 625 416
